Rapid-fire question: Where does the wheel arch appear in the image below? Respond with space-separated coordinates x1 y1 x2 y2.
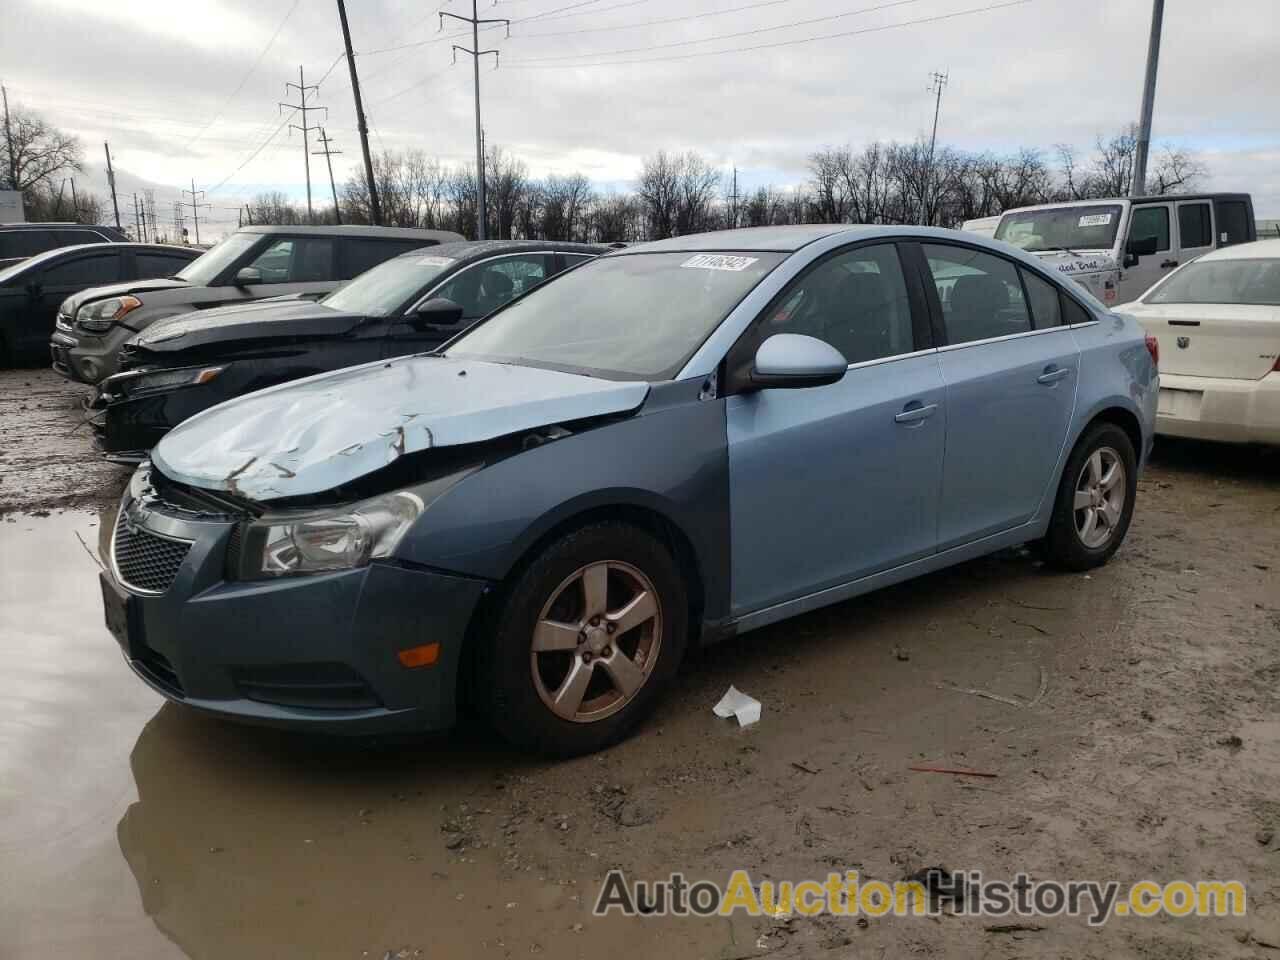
456 493 708 712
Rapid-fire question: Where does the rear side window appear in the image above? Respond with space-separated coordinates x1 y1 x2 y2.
922 244 1031 344
1129 206 1170 252
1020 268 1062 328
40 253 122 286
135 253 190 278
54 229 105 246
0 230 56 258
1177 203 1212 249
1060 294 1093 326
1214 201 1251 247
340 238 435 279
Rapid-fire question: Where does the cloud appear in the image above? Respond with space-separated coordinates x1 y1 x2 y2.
3 0 1276 232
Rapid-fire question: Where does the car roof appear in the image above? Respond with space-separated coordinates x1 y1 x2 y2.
999 194 1252 215
0 222 119 231
1197 238 1280 262
619 224 1048 255
235 224 466 240
393 239 609 263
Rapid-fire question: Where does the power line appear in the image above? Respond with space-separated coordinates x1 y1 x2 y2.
206 110 296 194
504 0 1035 68
512 0 794 39
186 0 303 148
511 0 924 63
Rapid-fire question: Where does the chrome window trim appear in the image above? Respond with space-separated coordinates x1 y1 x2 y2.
844 346 937 371
402 250 564 316
1068 319 1100 330
110 501 195 597
936 324 1076 353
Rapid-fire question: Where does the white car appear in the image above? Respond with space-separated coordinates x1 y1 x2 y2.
1122 239 1280 444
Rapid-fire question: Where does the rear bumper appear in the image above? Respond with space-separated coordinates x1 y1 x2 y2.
1156 371 1280 445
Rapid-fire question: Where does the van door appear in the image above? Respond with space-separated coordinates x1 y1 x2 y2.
1121 202 1176 301
1175 200 1214 265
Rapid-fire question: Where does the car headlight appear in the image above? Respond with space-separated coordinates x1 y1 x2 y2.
77 295 142 332
112 365 225 397
238 491 425 579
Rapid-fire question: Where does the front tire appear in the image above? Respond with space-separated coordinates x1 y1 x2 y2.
478 522 688 756
1042 422 1137 571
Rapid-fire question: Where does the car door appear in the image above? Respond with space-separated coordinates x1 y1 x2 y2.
919 242 1079 550
23 250 124 353
724 241 944 617
386 253 556 357
1122 202 1176 300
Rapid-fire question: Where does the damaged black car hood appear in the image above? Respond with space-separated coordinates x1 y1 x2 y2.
130 299 364 355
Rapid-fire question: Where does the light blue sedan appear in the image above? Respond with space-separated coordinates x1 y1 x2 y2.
103 225 1159 756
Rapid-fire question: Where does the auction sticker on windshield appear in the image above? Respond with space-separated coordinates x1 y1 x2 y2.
1078 213 1112 227
682 254 760 271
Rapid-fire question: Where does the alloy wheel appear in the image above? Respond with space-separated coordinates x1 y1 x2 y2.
530 561 663 724
1073 446 1126 549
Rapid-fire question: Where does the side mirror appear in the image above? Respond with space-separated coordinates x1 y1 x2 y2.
750 334 847 390
1123 252 1139 269
234 266 263 286
1125 235 1159 259
412 297 465 328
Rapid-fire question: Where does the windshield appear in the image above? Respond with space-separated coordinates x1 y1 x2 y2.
174 232 260 286
448 251 786 380
1147 259 1280 306
322 253 455 316
995 204 1123 253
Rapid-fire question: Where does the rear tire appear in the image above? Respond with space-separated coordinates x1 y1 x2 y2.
478 522 687 757
1043 422 1137 571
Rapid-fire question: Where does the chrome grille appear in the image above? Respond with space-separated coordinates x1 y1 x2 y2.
111 508 192 594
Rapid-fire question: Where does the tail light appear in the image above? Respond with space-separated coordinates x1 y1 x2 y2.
1145 335 1159 368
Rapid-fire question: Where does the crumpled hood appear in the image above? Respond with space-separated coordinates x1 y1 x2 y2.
133 298 361 353
152 355 651 501
62 277 188 314
1030 249 1118 279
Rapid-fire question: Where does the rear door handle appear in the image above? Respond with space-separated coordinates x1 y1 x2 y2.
1161 259 1179 269
895 401 938 425
1037 366 1071 385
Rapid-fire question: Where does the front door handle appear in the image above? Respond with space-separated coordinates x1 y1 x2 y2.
1037 366 1071 385
1161 259 1179 269
895 401 938 425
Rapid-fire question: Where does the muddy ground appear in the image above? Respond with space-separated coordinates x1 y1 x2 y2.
1 367 1278 959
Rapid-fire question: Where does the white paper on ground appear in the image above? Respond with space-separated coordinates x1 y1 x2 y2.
713 685 762 727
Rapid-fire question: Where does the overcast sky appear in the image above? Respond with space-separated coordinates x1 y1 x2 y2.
3 0 1277 238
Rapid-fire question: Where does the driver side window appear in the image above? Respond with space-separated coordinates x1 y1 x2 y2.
435 255 550 320
727 243 914 391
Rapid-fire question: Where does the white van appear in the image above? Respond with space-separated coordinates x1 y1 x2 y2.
993 193 1256 306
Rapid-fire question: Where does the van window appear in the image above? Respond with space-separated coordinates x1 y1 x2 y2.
245 237 335 283
0 230 55 258
340 238 434 279
1177 203 1212 250
1129 206 1170 252
1214 201 1251 247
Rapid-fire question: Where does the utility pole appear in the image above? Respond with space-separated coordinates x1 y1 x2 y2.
312 127 343 225
336 0 383 226
180 180 211 245
280 66 326 224
103 142 122 229
442 1 509 241
922 70 948 226
132 193 141 242
1 84 15 191
727 165 741 229
1131 0 1165 197
69 178 79 222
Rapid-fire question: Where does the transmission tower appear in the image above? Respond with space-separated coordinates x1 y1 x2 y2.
280 66 327 224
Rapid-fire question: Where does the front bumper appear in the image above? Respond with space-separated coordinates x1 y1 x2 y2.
101 468 490 734
49 324 131 384
1156 371 1280 445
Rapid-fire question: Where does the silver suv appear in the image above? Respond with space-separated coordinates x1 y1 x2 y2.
50 224 463 383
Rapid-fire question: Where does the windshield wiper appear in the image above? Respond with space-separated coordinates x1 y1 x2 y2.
1045 245 1088 258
